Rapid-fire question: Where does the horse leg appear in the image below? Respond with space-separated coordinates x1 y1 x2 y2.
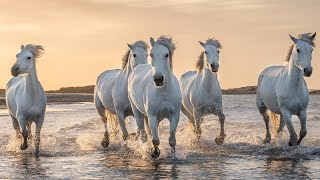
297 110 307 145
169 111 180 158
10 114 21 138
131 105 147 142
281 110 297 146
95 95 109 148
34 114 44 158
27 121 32 140
181 105 196 133
215 112 226 145
257 96 271 144
18 117 28 150
149 116 160 158
277 115 285 134
193 110 202 141
144 115 151 140
116 111 129 141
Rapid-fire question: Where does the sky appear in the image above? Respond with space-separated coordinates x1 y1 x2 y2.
0 0 320 90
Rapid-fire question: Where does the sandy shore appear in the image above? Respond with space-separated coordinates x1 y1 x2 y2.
0 93 93 109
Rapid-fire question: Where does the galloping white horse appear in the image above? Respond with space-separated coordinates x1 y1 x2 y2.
179 38 226 145
128 36 181 158
6 44 46 157
95 41 149 148
257 32 316 146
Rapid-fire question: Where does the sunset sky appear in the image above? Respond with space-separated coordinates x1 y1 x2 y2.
0 0 319 90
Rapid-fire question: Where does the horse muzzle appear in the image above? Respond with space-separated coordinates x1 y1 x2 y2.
153 75 164 87
303 67 313 77
210 64 219 73
11 65 20 77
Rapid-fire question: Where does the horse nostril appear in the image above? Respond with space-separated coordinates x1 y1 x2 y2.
211 64 214 68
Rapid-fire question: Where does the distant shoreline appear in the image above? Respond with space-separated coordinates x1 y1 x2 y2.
1 85 320 107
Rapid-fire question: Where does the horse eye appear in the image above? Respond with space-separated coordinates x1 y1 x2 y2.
150 54 153 58
27 56 31 59
205 51 207 54
165 53 169 58
218 50 220 54
133 54 136 57
297 49 300 53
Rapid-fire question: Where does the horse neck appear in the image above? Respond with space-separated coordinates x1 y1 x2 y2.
25 66 40 99
287 57 304 88
200 66 216 90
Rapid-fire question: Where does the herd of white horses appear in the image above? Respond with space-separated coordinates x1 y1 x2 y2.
5 32 316 158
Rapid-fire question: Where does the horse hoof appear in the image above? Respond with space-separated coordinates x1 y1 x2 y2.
215 136 224 145
128 133 138 141
20 144 28 150
101 139 109 148
150 147 160 159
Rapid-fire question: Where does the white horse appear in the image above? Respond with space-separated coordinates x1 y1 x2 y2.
128 36 181 158
179 38 226 145
94 41 149 148
6 44 46 157
256 32 316 146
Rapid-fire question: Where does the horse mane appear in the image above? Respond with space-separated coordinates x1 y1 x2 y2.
285 33 316 62
155 35 176 70
195 52 204 72
22 44 45 59
196 37 222 72
122 40 149 69
206 37 222 49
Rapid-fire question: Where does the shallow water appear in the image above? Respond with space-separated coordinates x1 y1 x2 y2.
1 95 320 179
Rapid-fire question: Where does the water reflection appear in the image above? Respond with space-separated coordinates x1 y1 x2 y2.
263 158 311 179
11 155 48 179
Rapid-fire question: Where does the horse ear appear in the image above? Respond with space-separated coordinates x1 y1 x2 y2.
289 34 298 44
127 43 134 50
199 41 205 47
21 45 24 50
150 37 155 47
168 38 172 43
311 32 316 40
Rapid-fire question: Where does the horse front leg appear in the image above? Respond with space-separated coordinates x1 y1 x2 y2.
297 110 307 145
10 114 21 138
149 115 160 158
131 105 147 142
116 111 129 141
169 111 180 158
18 117 28 150
27 121 32 140
282 110 297 146
215 112 226 145
34 114 44 158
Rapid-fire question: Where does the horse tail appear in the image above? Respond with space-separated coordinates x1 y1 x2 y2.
106 111 119 136
269 110 280 136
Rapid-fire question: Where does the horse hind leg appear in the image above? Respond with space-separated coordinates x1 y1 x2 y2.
181 105 196 133
257 96 271 144
27 121 32 140
277 115 285 134
168 111 180 158
95 94 109 148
